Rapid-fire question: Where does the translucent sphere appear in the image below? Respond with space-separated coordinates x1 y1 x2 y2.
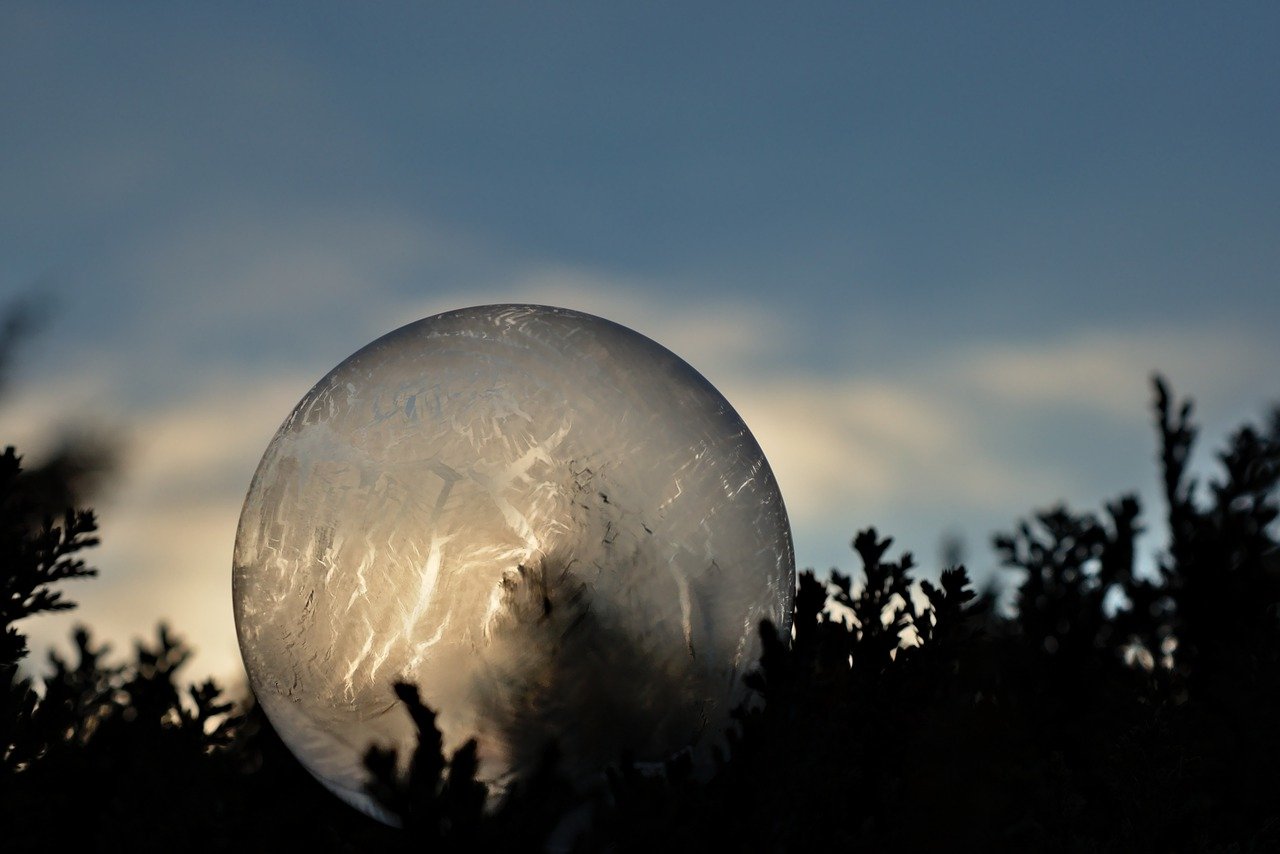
233 304 794 820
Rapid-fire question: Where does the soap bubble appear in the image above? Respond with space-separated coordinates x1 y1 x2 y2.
233 304 794 820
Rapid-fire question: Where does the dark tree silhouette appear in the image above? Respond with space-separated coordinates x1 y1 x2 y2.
1 368 1278 852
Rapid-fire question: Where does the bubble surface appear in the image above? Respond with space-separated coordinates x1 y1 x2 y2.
233 304 794 819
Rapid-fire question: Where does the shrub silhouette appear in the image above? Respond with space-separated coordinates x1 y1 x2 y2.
0 372 1278 852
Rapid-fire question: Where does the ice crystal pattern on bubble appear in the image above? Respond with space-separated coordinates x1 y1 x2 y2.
232 305 794 820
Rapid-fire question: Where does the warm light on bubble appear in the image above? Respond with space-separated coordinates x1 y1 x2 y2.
232 304 794 820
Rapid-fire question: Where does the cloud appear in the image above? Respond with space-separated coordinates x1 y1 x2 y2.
385 264 788 387
120 206 465 353
11 248 1278 687
0 368 123 459
16 373 315 685
728 376 1067 525
953 325 1276 419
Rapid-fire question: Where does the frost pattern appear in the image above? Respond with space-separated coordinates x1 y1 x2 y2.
232 305 794 819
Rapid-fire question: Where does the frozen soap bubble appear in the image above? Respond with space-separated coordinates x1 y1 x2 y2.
233 304 794 820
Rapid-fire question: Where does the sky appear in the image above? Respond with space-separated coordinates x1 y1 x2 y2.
2 1 1278 683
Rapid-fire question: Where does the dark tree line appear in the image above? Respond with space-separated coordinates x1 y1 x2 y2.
2 370 1278 852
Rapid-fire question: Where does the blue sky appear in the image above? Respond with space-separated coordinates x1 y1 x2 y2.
3 2 1278 680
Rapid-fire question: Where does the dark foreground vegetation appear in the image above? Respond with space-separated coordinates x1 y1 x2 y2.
2 368 1278 851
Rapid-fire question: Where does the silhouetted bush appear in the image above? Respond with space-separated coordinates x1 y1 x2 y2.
2 375 1278 852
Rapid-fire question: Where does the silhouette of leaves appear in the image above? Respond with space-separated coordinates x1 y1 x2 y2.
1 374 1279 851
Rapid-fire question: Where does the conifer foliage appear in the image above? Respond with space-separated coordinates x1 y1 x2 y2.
1 376 1278 851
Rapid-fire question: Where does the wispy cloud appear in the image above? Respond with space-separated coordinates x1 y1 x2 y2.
955 326 1274 419
386 265 790 386
8 374 312 686
9 247 1277 685
730 377 1066 524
